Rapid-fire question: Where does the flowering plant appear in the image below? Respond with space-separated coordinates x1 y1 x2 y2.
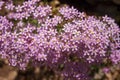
0 0 120 80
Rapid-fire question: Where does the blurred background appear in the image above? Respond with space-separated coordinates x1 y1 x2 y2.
0 0 120 80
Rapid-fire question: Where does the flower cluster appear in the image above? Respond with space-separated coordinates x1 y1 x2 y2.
0 0 120 80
